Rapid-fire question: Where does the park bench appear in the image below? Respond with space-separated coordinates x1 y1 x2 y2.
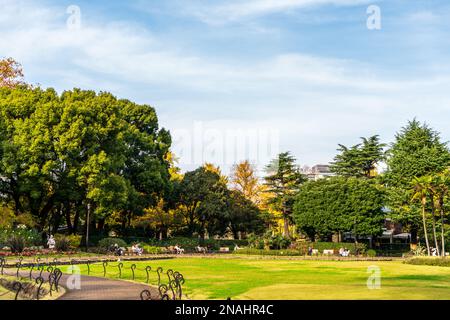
196 246 207 254
219 247 230 253
167 246 184 254
124 247 138 256
323 249 334 255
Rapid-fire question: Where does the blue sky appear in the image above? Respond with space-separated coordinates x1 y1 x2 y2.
2 0 450 174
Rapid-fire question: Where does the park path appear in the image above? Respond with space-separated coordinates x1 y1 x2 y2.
58 273 158 300
2 269 159 300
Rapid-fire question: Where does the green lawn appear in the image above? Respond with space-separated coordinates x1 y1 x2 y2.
0 274 62 300
0 286 15 300
62 256 450 300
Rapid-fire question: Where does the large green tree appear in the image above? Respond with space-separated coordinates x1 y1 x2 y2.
330 135 385 178
179 166 229 239
264 152 306 238
293 176 385 243
384 120 450 245
0 86 171 236
226 190 265 239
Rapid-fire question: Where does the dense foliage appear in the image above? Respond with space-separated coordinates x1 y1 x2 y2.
384 120 450 246
0 86 171 236
330 135 385 178
0 59 448 256
264 152 306 238
293 177 385 241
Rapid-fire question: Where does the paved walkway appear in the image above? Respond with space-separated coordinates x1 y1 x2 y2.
2 269 159 300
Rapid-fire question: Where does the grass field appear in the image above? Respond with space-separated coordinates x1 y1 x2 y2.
0 286 15 300
65 257 450 300
0 274 62 300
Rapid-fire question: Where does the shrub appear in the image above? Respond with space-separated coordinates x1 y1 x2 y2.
6 234 26 253
66 234 82 248
142 245 167 254
269 235 292 250
1 228 41 253
306 242 367 255
247 233 291 250
404 257 450 267
411 245 427 257
98 237 127 250
55 234 71 251
366 249 377 257
233 248 304 256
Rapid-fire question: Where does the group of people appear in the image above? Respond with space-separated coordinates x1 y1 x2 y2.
174 245 185 254
110 243 143 256
306 246 351 257
339 247 350 257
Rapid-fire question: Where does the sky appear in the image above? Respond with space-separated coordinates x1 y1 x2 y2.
2 0 450 175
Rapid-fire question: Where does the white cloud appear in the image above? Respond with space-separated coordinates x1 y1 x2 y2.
2 0 450 174
185 0 373 25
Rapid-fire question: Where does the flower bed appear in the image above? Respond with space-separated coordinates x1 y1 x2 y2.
0 248 79 257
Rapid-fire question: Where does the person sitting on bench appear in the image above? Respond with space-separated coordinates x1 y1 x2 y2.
132 243 144 256
196 245 207 254
174 245 184 254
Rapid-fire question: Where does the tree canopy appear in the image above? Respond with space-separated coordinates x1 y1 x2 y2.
0 86 171 234
293 176 385 242
384 119 450 243
330 135 385 178
0 58 25 89
264 152 306 238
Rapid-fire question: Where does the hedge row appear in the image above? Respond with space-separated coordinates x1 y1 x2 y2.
404 257 450 267
234 249 305 256
146 237 248 251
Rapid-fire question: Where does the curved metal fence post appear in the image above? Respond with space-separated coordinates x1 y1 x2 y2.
12 281 23 301
145 266 151 284
54 268 62 292
35 276 44 300
158 284 170 300
38 264 44 278
140 289 152 300
118 263 124 278
166 269 174 282
174 272 184 300
86 260 91 275
71 259 76 274
157 267 163 286
0 257 5 275
16 257 23 278
29 263 35 280
131 264 136 281
47 266 54 275
102 261 108 277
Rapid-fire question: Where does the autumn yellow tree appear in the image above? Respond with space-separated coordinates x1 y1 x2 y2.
133 199 184 240
166 151 183 181
230 160 261 204
204 163 228 185
0 58 25 88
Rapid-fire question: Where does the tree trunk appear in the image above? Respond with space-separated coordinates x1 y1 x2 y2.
64 203 73 234
430 200 440 256
52 204 63 233
85 202 91 249
440 205 446 257
431 212 440 256
410 227 418 245
282 209 290 239
421 202 431 256
73 205 81 234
